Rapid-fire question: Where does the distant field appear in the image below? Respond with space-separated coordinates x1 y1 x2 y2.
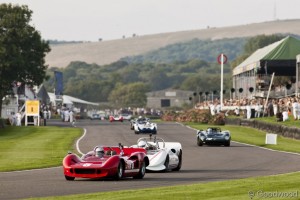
46 19 300 68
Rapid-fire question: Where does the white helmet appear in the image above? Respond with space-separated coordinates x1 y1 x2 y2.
95 146 104 157
137 140 147 148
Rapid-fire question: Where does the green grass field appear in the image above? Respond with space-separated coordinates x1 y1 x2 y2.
1 122 299 200
0 126 82 171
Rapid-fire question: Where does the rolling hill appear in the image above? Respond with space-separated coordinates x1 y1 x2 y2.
45 19 300 68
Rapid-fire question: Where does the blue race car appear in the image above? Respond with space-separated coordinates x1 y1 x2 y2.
196 127 231 147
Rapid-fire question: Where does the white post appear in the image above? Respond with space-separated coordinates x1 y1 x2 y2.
220 54 224 111
296 55 300 97
263 72 275 117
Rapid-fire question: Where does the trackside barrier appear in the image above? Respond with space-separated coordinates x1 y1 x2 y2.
225 118 300 140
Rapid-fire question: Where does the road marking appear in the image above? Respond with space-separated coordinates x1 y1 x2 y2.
76 128 86 156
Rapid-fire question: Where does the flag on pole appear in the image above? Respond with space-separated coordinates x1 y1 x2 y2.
54 71 63 95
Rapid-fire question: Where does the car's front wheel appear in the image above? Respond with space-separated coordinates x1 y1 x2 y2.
133 161 146 179
115 162 124 180
197 137 203 146
65 175 75 181
224 140 230 147
153 128 157 134
173 150 182 171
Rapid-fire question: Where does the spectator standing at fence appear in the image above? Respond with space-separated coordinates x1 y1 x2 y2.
43 109 48 120
234 107 240 116
69 109 74 124
215 102 221 114
292 98 299 120
255 102 262 118
282 109 289 121
273 99 278 116
16 112 22 126
64 109 70 122
48 109 51 119
246 102 251 119
209 102 215 116
267 100 274 117
10 112 16 125
297 99 300 120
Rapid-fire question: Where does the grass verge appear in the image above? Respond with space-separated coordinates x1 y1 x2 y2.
0 126 82 171
186 122 300 154
27 172 300 200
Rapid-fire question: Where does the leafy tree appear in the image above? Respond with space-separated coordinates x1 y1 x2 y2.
0 4 50 117
108 82 149 108
243 34 285 54
145 68 172 90
121 38 246 64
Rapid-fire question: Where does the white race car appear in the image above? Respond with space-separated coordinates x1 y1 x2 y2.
133 118 157 134
131 136 182 172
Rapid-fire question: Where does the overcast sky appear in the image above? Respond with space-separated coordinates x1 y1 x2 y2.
2 0 300 41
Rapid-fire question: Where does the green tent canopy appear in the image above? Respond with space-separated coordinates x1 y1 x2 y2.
233 36 300 76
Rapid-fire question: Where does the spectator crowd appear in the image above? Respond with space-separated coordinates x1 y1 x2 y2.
195 96 300 122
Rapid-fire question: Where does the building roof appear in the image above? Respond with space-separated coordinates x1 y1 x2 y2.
48 93 99 106
233 36 300 76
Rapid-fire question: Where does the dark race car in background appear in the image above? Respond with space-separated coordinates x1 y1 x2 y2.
133 118 157 134
196 127 231 147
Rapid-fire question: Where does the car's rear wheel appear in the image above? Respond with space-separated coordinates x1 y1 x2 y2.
197 137 203 146
133 161 146 179
115 162 124 180
173 150 182 171
65 175 75 181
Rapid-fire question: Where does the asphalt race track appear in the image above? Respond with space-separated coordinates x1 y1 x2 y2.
1 119 300 199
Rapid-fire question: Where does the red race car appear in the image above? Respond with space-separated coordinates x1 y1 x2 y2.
109 115 123 122
63 144 149 180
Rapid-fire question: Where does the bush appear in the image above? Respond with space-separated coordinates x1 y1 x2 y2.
161 109 226 124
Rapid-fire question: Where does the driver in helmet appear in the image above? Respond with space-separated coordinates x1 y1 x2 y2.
137 140 147 148
95 146 105 158
207 128 212 134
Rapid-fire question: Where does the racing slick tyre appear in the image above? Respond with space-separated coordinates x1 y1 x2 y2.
65 175 75 181
164 155 170 172
173 150 182 171
153 128 157 134
115 161 124 180
224 140 230 147
197 137 203 146
133 161 146 179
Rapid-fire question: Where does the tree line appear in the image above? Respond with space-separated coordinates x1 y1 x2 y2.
43 34 287 108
